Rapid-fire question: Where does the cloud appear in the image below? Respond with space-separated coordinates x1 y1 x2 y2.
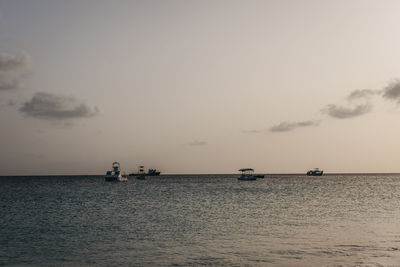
20 92 99 120
382 80 400 103
321 103 372 119
0 52 30 91
270 120 320 132
0 52 30 71
0 72 23 90
322 88 377 119
348 80 400 105
347 89 380 101
188 140 208 146
271 78 400 131
8 100 16 106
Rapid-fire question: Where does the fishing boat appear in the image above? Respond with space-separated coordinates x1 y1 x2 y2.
136 165 146 180
128 166 160 179
306 168 323 176
238 168 257 181
105 162 128 182
147 169 161 176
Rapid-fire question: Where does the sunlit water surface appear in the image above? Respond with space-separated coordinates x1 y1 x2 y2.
1 174 400 266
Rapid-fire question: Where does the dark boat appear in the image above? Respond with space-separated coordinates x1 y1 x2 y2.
146 169 161 176
128 165 146 180
307 168 323 176
128 167 161 177
254 174 264 178
238 168 257 181
105 162 128 182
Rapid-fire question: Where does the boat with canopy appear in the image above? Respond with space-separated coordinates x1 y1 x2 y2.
238 168 257 181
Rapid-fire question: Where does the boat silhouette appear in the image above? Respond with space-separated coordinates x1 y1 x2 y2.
105 162 128 182
306 168 323 176
238 168 257 181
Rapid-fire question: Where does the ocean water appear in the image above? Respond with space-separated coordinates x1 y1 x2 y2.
1 174 400 266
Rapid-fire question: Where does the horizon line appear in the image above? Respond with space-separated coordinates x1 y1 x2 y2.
1 172 400 177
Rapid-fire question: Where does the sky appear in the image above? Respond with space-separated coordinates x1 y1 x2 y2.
1 0 400 175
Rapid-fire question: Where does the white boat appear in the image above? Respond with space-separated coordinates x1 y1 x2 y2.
136 165 146 180
105 162 128 182
238 168 257 181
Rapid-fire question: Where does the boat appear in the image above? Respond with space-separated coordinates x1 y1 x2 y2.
135 165 146 180
147 169 161 176
105 162 128 182
238 168 257 181
254 174 264 178
307 168 323 176
129 166 161 178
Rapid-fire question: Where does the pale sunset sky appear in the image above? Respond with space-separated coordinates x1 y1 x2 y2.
1 0 400 175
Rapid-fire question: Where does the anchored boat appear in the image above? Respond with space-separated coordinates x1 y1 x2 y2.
147 169 161 176
238 168 257 181
129 167 161 177
105 162 128 182
306 168 323 176
135 165 146 180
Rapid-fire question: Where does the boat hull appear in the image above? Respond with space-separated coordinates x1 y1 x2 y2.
129 172 160 176
238 175 257 181
306 171 323 176
146 172 160 176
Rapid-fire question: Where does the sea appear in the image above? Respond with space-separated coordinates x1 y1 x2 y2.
1 174 400 266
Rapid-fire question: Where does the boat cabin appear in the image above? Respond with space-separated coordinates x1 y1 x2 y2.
105 161 127 181
239 168 254 176
238 168 257 180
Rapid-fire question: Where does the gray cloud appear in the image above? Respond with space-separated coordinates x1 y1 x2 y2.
188 140 208 146
0 72 22 90
20 92 99 120
0 52 30 71
8 100 16 106
0 52 30 90
322 103 372 119
347 89 381 101
382 80 400 103
323 87 377 119
270 120 320 132
272 79 400 131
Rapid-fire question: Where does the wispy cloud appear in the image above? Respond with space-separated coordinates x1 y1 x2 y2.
0 52 30 71
271 79 400 132
188 140 208 146
0 72 22 90
0 52 31 91
270 120 320 132
7 99 16 106
382 80 400 103
321 103 372 119
20 92 99 120
322 87 377 119
347 89 381 101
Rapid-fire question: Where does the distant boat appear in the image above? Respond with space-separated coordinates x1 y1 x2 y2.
146 169 161 176
136 165 146 180
129 167 161 177
238 168 257 181
307 168 323 176
128 165 146 180
105 162 128 182
254 174 264 178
